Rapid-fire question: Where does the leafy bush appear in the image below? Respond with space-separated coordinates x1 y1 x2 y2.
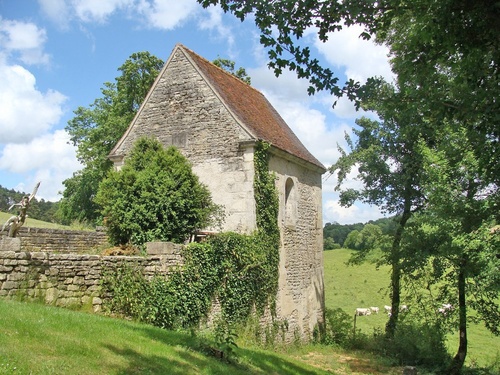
314 308 353 347
96 137 222 246
370 320 451 370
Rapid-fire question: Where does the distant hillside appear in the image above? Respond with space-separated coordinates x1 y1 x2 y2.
0 184 60 224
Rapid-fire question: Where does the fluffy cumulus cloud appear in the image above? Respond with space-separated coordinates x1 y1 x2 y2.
0 18 66 144
0 130 81 201
314 24 393 84
0 18 50 65
72 0 132 23
0 64 67 144
136 0 199 30
0 16 70 200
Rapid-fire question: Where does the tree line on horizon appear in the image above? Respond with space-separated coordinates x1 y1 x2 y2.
0 185 60 224
323 217 397 251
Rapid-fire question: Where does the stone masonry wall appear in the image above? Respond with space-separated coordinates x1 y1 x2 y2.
2 227 109 253
0 238 184 312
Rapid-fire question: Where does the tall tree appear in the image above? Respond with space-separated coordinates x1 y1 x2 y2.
404 124 499 374
212 57 251 84
331 81 428 337
59 52 164 224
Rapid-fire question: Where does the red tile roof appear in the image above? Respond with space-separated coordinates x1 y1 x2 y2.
181 45 325 172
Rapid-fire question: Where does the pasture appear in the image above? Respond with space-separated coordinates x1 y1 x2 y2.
323 248 500 368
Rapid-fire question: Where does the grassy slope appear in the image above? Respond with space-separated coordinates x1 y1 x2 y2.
0 299 341 375
0 211 71 230
323 249 500 368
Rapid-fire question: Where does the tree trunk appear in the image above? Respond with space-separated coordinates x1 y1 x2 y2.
386 258 401 338
385 207 412 338
447 260 468 374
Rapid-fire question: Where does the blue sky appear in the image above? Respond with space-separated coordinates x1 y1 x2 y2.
0 0 394 224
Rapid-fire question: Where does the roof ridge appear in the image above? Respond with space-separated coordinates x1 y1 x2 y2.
177 44 266 97
177 43 325 172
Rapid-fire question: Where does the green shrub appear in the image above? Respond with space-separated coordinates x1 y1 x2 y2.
96 138 222 246
314 308 352 347
371 320 451 370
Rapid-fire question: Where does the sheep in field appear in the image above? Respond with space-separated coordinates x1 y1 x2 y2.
438 303 453 315
370 306 379 314
355 308 372 316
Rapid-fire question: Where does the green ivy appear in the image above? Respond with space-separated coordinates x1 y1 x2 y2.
102 140 281 345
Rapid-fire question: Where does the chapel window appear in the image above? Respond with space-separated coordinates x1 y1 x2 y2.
284 177 297 228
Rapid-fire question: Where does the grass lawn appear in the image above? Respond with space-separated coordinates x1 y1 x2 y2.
0 299 405 375
0 299 318 375
323 248 500 368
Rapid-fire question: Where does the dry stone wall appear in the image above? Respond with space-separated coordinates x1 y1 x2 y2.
3 227 109 253
0 235 184 312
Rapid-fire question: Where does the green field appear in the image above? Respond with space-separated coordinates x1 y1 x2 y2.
323 248 500 368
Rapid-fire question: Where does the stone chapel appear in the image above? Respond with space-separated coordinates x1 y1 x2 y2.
108 44 326 341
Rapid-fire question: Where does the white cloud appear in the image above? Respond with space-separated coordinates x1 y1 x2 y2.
324 198 383 225
0 130 81 201
39 0 198 29
314 24 393 84
135 0 198 30
197 5 234 47
38 0 72 29
0 18 50 65
72 0 133 23
0 64 67 144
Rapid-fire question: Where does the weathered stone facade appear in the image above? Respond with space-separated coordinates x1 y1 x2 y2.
109 44 326 341
271 154 324 338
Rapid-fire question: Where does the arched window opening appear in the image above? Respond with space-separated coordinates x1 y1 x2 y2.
284 177 297 228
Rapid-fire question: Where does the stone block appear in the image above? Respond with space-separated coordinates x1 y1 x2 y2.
1 281 18 290
146 241 182 255
7 273 25 282
0 237 21 252
45 288 58 304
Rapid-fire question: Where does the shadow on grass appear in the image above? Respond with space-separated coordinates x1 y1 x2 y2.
235 347 324 375
121 324 328 375
103 344 217 375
